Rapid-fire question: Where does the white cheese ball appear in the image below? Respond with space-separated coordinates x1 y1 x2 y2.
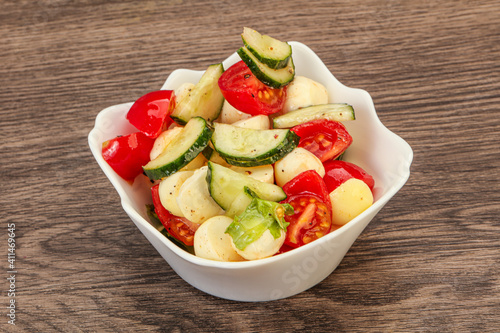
194 216 245 262
232 115 270 130
274 148 325 187
218 100 252 124
329 178 374 225
229 164 274 184
176 166 225 224
282 76 329 113
158 171 194 217
232 229 286 260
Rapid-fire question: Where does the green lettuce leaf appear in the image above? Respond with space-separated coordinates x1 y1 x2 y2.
225 194 293 251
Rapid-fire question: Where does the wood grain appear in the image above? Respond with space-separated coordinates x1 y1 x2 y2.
1 0 499 332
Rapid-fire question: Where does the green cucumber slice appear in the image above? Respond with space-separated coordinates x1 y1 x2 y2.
211 122 299 167
143 117 213 180
171 63 225 125
272 103 356 128
206 161 286 212
237 46 295 89
241 27 292 70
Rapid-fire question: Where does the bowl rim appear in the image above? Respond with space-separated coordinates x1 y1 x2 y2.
88 41 413 271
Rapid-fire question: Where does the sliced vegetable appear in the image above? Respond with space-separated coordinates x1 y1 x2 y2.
171 63 225 124
102 132 154 181
281 170 332 248
206 161 287 212
329 178 373 225
241 27 292 70
151 184 199 246
149 126 183 160
143 117 212 180
272 103 355 128
218 61 287 116
211 122 299 167
225 195 292 253
126 90 175 138
323 160 375 192
282 169 332 204
146 204 195 254
291 120 353 162
238 46 295 89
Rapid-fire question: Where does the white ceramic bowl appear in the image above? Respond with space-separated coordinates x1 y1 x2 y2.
88 42 413 302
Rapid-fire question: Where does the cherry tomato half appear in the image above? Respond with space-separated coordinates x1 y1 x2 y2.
218 61 286 116
323 160 375 193
291 120 353 162
126 90 175 139
281 170 332 248
151 184 199 246
102 132 155 181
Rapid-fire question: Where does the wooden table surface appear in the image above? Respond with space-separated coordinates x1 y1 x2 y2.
2 0 499 332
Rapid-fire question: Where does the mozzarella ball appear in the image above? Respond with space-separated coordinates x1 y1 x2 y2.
274 148 325 187
232 115 270 130
329 178 374 225
218 100 252 124
194 216 246 262
150 127 183 160
158 171 194 217
232 229 286 260
229 164 274 183
176 166 225 224
282 76 329 113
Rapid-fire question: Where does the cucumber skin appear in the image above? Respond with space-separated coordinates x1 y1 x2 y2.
237 47 295 89
215 130 300 167
206 162 286 211
244 43 290 70
272 103 356 129
143 119 213 180
241 28 292 70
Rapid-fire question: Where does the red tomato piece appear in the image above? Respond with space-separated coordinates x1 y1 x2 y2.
282 169 331 205
291 120 353 162
281 170 332 248
126 90 175 138
323 160 375 193
151 184 199 246
218 61 286 116
102 132 154 181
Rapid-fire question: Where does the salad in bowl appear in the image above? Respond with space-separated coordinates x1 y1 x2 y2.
89 28 412 301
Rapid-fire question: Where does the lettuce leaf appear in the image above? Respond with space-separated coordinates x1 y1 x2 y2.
225 193 293 251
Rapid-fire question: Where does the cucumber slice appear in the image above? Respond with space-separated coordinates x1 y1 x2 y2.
237 46 295 89
206 162 286 212
211 122 299 167
171 63 225 125
241 27 292 70
272 103 356 128
143 117 213 180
